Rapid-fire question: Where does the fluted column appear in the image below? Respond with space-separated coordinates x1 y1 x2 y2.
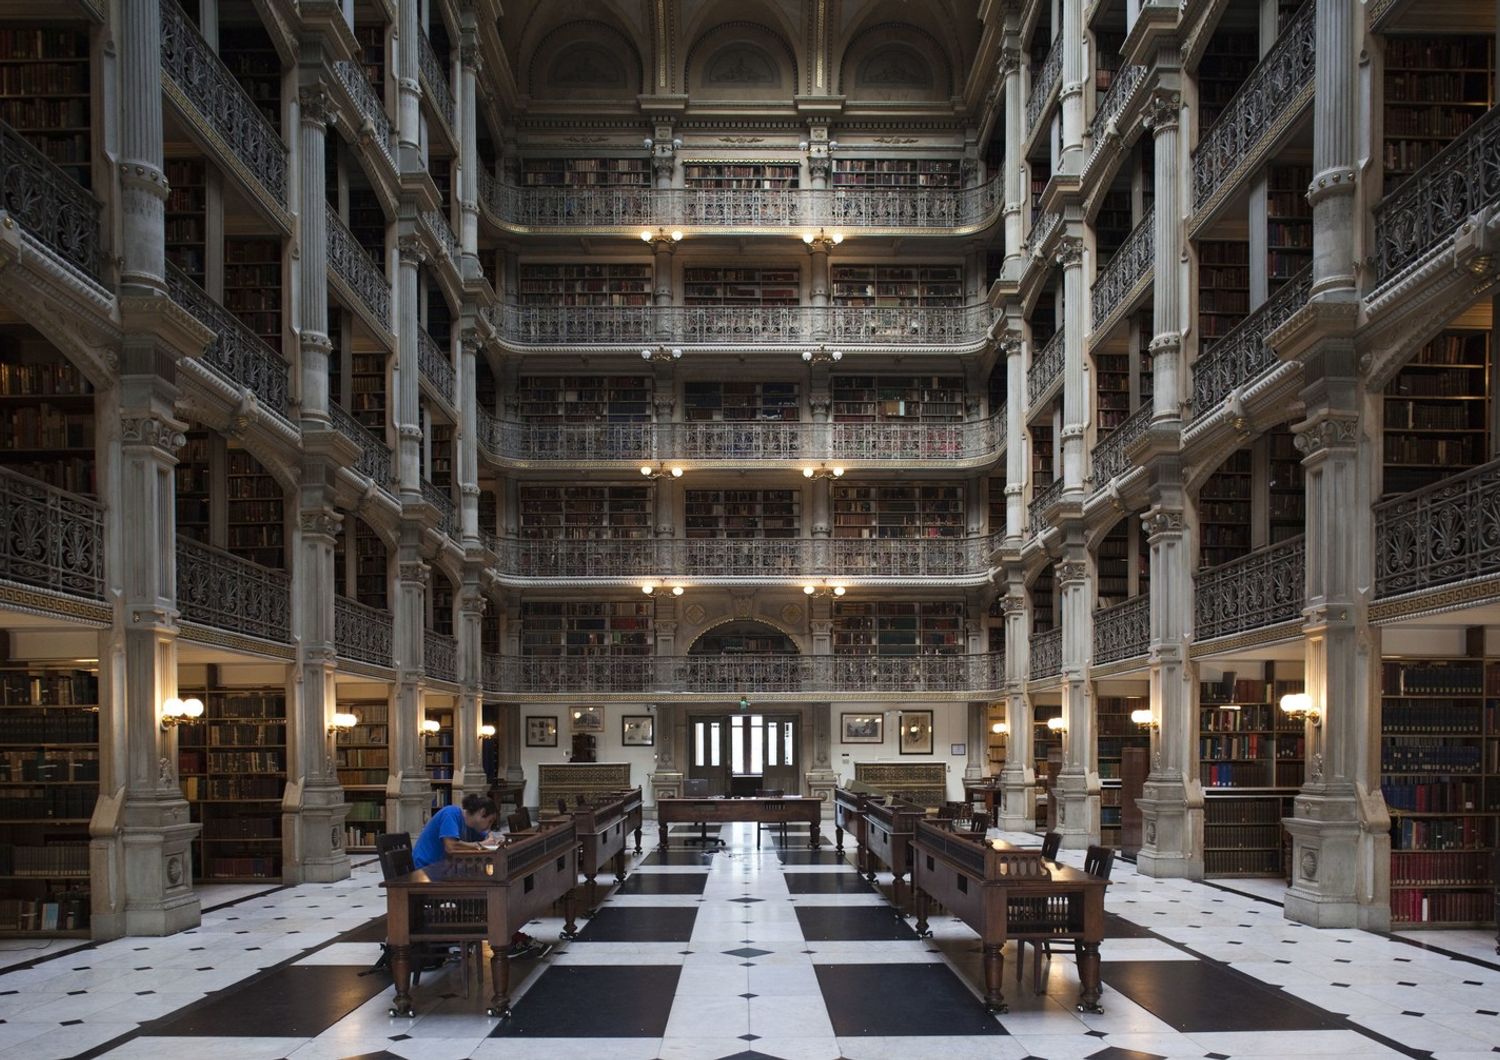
389 551 432 836
458 32 480 280
298 85 333 426
1058 236 1087 490
965 701 987 781
1058 0 1085 175
999 44 1025 282
395 235 424 496
1054 551 1099 847
998 584 1035 829
1001 332 1025 542
117 0 168 292
1309 0 1358 298
397 0 421 166
1145 89 1183 422
454 586 488 803
458 331 480 545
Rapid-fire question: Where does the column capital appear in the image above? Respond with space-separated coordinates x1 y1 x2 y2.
997 331 1023 358
995 47 1022 80
398 559 431 587
1142 91 1180 133
1141 507 1185 541
398 233 426 266
459 593 488 616
121 413 188 456
299 83 335 129
1057 558 1089 585
1292 413 1360 457
299 510 343 540
1055 236 1084 268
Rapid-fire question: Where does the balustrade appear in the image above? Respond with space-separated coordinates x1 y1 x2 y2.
335 595 393 667
327 209 391 329
332 61 395 170
1089 403 1152 490
1090 206 1154 331
1093 594 1151 665
1027 330 1065 408
1026 36 1064 136
1028 478 1064 532
482 651 503 691
1028 209 1061 255
422 207 458 264
0 120 101 278
176 536 290 643
424 630 458 683
1194 535 1305 641
166 264 290 418
418 329 455 404
1086 63 1147 167
420 479 456 538
1190 266 1310 420
0 468 103 601
1030 627 1062 678
330 402 394 492
1375 459 1500 597
417 30 455 129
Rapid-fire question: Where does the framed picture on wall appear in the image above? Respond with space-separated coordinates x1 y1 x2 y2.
898 710 934 755
840 713 884 744
622 714 655 746
525 716 558 747
570 705 605 733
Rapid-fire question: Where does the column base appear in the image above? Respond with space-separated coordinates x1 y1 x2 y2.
649 770 684 813
1134 776 1204 879
1054 770 1099 849
89 795 202 939
997 767 1035 832
1282 785 1391 931
805 768 837 819
280 779 351 885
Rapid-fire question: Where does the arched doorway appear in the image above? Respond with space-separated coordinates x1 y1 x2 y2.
686 622 801 797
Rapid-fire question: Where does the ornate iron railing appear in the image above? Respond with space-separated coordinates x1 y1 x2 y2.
418 330 455 404
332 61 394 170
335 594 393 667
1027 330 1065 407
678 304 808 345
1087 63 1147 165
421 207 457 264
0 468 103 600
424 630 458 683
420 479 455 538
327 209 390 328
673 420 806 461
1093 593 1151 665
1090 403 1152 489
166 263 290 419
417 30 455 130
494 537 658 579
1091 205 1154 330
496 304 657 345
1028 209 1061 254
1374 101 1500 286
1375 459 1500 597
1190 265 1310 420
176 536 290 642
1026 36 1064 135
827 414 1003 462
329 402 393 492
1191 1 1314 209
1195 535 1305 640
0 120 101 278
828 304 995 345
1028 477 1064 532
159 0 288 206
482 651 503 691
1030 627 1062 678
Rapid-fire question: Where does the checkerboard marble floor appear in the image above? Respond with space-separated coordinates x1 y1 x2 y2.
0 824 1494 1060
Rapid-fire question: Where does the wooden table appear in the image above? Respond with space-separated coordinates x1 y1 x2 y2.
833 787 881 872
381 821 580 1019
574 787 643 913
488 779 526 816
963 780 1001 817
911 821 1108 1014
656 796 823 849
863 798 925 911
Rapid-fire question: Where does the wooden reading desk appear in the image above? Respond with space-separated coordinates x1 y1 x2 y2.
963 779 1001 818
911 821 1108 1014
656 795 823 849
862 797 926 910
381 820 580 1018
573 787 643 912
833 787 881 871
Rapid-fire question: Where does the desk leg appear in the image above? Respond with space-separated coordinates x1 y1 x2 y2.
914 887 931 938
585 874 598 917
862 846 875 883
809 820 820 849
834 824 844 854
892 871 904 916
982 943 1008 1013
1076 941 1104 1013
487 949 511 1019
634 823 643 854
658 821 668 849
614 847 627 885
389 944 415 1018
562 888 578 940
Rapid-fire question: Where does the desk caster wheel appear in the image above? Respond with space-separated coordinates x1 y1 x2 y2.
916 929 933 939
561 929 578 940
985 1001 1009 1015
584 908 599 919
1077 1003 1104 1015
389 1004 414 1018
487 1005 512 1020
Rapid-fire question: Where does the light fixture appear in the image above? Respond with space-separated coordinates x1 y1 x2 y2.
328 712 358 735
639 227 684 244
479 723 497 738
1130 708 1159 731
1046 716 1067 733
1280 692 1320 726
641 344 683 363
802 580 846 598
422 718 441 734
640 462 684 479
801 227 844 248
738 696 751 711
802 463 844 480
642 581 685 596
801 345 843 366
991 721 1008 735
159 696 204 730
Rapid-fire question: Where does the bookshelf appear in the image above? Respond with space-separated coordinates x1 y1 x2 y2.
1033 704 1063 821
1266 165 1312 292
1097 695 1149 848
0 26 91 189
683 266 800 306
348 188 386 264
336 699 389 852
1096 521 1129 607
683 161 799 189
0 667 98 938
988 473 1006 536
516 376 652 422
1094 350 1131 436
165 158 207 286
1381 656 1499 927
685 489 800 538
428 423 453 489
1198 27 1257 133
1136 315 1155 408
1198 447 1252 568
519 601 653 657
224 237 283 354
1382 330 1490 498
692 623 797 655
986 704 1008 772
221 27 281 132
830 375 964 422
684 381 798 422
1031 422 1055 491
0 345 95 495
1200 674 1306 789
354 518 387 609
829 266 964 308
226 445 284 568
1029 157 1050 212
430 579 454 637
1203 790 1295 877
831 158 959 188
1197 241 1249 344
355 22 385 99
350 351 387 433
178 689 287 881
425 704 454 804
832 483 966 539
1094 32 1124 94
175 430 212 545
519 485 652 540
1383 36 1495 197
1031 566 1055 632
430 155 452 208
1266 425 1304 544
523 157 650 187
517 264 652 307
831 600 964 656
1094 188 1132 266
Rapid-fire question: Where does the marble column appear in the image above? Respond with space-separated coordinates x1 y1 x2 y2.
395 234 424 496
1058 0 1085 175
1058 236 1087 491
1145 88 1184 425
116 0 168 294
297 84 333 427
453 584 488 803
1309 0 1358 299
965 701 988 781
998 585 1035 829
1002 332 1026 542
388 550 432 836
999 39 1025 284
650 703 684 806
458 331 480 546
397 0 421 168
457 33 481 280
805 702 836 814
1054 550 1099 847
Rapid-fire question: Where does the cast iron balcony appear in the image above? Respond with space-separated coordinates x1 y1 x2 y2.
327 210 391 331
1030 627 1062 679
1086 63 1147 170
0 468 103 602
332 60 395 171
1026 330 1065 410
0 119 102 279
335 595 393 668
1189 266 1310 422
1093 594 1151 666
166 263 290 420
424 630 458 683
418 329 455 405
329 403 394 493
1194 535 1306 641
418 30 455 132
176 537 290 643
1090 205 1154 338
1089 403 1153 491
1375 459 1500 598
1028 477 1064 532
1026 36 1064 138
420 479 456 539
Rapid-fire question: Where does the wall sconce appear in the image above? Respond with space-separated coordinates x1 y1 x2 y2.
160 696 204 730
802 345 843 366
1280 693 1320 726
421 719 441 735
639 227 684 244
642 581 685 596
642 137 682 150
1046 716 1067 733
640 462 684 479
991 721 1008 735
801 227 844 248
640 345 683 363
479 723 497 738
802 580 846 598
1130 708 1159 731
802 463 844 480
328 712 357 735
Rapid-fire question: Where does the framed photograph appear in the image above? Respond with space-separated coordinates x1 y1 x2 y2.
840 712 884 744
951 743 967 756
570 705 605 733
525 716 558 748
621 714 655 747
898 710 934 756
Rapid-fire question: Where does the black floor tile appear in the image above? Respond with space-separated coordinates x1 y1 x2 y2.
783 871 875 895
638 850 719 867
796 905 918 942
491 965 681 1037
142 966 390 1037
1098 960 1349 1033
815 962 1004 1036
1086 1048 1166 1060
774 849 850 866
573 906 698 942
1103 914 1160 939
671 824 726 833
766 833 830 848
338 917 389 943
614 872 709 895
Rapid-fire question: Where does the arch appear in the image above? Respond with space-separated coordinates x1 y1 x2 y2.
527 19 645 100
687 619 801 655
684 20 798 100
838 23 953 101
686 612 807 656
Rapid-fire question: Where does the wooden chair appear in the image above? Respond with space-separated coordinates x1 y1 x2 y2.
375 832 477 992
1031 843 1115 994
754 789 786 847
1040 831 1062 861
507 809 531 834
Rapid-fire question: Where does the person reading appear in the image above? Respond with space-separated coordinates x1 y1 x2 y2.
412 793 500 869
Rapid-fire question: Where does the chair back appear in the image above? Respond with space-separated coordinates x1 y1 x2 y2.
556 798 569 815
375 832 414 880
971 812 991 833
754 788 784 798
683 778 710 797
507 809 531 834
1084 843 1116 880
1040 831 1062 860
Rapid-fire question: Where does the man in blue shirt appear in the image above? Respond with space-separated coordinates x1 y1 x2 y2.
413 793 499 869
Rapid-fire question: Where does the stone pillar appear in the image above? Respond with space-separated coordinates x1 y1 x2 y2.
457 31 481 280
1054 551 1098 847
501 700 523 785
1309 0 1358 299
652 237 675 308
999 41 1025 283
1057 236 1087 490
458 331 480 546
116 0 168 293
453 584 488 803
965 701 987 781
1003 332 1026 541
650 122 677 189
650 702 684 807
1058 0 1085 175
1144 88 1184 423
654 475 676 573
297 83 333 426
397 0 421 167
806 125 831 190
395 234 424 495
388 551 432 836
998 584 1035 829
805 702 836 814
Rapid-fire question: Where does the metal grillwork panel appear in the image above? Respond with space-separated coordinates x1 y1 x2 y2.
1195 535 1306 640
1375 460 1500 597
1090 206 1154 331
1190 266 1310 420
0 119 101 277
1093 594 1151 665
176 537 290 642
1030 627 1062 678
166 263 290 419
424 630 458 683
0 468 103 600
329 403 394 492
327 209 391 328
335 595 393 667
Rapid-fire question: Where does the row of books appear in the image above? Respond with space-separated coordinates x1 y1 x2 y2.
187 723 286 748
1382 700 1486 734
1384 436 1483 466
1384 661 1486 695
1386 368 1485 397
0 406 92 449
0 894 88 933
0 362 90 398
1390 816 1493 852
346 801 385 822
1200 735 1276 760
181 776 283 800
0 786 96 819
337 748 389 768
1390 888 1494 924
0 750 98 783
345 824 383 848
0 842 88 876
202 818 278 839
0 711 98 743
1200 824 1282 849
338 769 388 786
1381 741 1483 775
1382 778 1485 812
1383 401 1481 431
1203 761 1275 786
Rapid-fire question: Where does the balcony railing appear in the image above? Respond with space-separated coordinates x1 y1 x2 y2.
482 651 503 691
1091 205 1154 332
1030 627 1062 678
421 479 456 538
417 30 455 130
1027 330 1064 408
1374 101 1500 287
1093 594 1151 665
159 0 288 206
0 468 103 601
1026 36 1064 136
335 595 393 667
1090 403 1153 489
1195 535 1305 641
1375 458 1500 598
0 119 102 278
330 402 393 492
332 61 394 170
166 264 290 419
1028 209 1061 255
1191 0 1314 211
176 536 290 642
1190 266 1311 421
422 207 457 264
1086 63 1147 167
418 330 455 404
327 209 391 329
1028 478 1064 531
424 630 458 683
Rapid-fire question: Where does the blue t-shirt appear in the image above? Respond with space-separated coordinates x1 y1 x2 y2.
413 804 481 869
